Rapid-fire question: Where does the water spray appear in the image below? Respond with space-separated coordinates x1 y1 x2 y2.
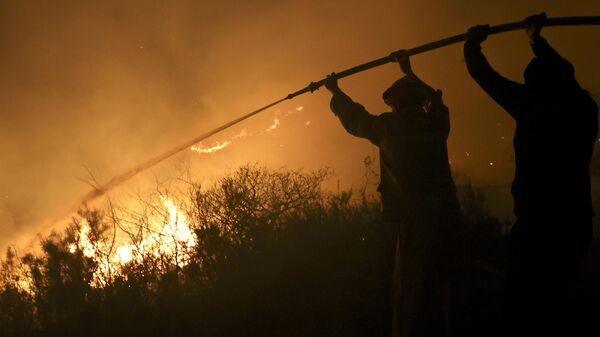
77 16 600 207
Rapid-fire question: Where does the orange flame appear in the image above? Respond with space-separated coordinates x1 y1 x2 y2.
190 140 232 154
190 129 247 154
190 106 305 156
69 198 197 287
265 117 280 132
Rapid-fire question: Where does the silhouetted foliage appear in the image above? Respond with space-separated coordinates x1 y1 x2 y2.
0 165 598 337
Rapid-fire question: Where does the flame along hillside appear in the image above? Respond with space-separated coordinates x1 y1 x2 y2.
190 107 302 155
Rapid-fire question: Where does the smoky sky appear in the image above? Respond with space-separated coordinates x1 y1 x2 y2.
1 0 599 251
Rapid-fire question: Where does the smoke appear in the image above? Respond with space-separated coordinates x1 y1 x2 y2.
2 0 600 252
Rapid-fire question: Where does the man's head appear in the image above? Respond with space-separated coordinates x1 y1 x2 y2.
383 76 433 112
524 56 577 94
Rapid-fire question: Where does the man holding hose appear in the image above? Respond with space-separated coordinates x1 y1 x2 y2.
464 13 598 337
324 53 461 337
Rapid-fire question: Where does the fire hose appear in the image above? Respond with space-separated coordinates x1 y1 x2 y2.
80 15 600 205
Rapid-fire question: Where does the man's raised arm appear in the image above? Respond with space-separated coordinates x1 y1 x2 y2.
324 74 384 145
464 25 525 119
525 13 576 77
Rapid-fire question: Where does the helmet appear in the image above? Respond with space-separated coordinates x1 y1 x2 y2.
383 76 433 108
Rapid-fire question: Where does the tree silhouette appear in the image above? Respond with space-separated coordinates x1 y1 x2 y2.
0 164 598 337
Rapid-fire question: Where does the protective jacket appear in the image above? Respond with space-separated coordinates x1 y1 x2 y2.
330 90 460 221
465 36 598 234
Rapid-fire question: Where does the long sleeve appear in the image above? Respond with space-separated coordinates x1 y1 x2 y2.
464 40 525 120
426 91 450 136
330 90 385 145
531 36 564 61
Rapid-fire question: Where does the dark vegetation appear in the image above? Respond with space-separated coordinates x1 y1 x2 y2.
0 165 599 337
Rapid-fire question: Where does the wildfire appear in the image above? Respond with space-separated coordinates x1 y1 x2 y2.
115 245 133 264
69 220 95 257
17 106 313 289
191 140 232 154
69 198 197 287
190 106 304 156
190 129 247 155
265 117 280 132
156 198 197 258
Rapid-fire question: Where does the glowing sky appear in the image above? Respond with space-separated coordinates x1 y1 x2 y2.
1 0 599 251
